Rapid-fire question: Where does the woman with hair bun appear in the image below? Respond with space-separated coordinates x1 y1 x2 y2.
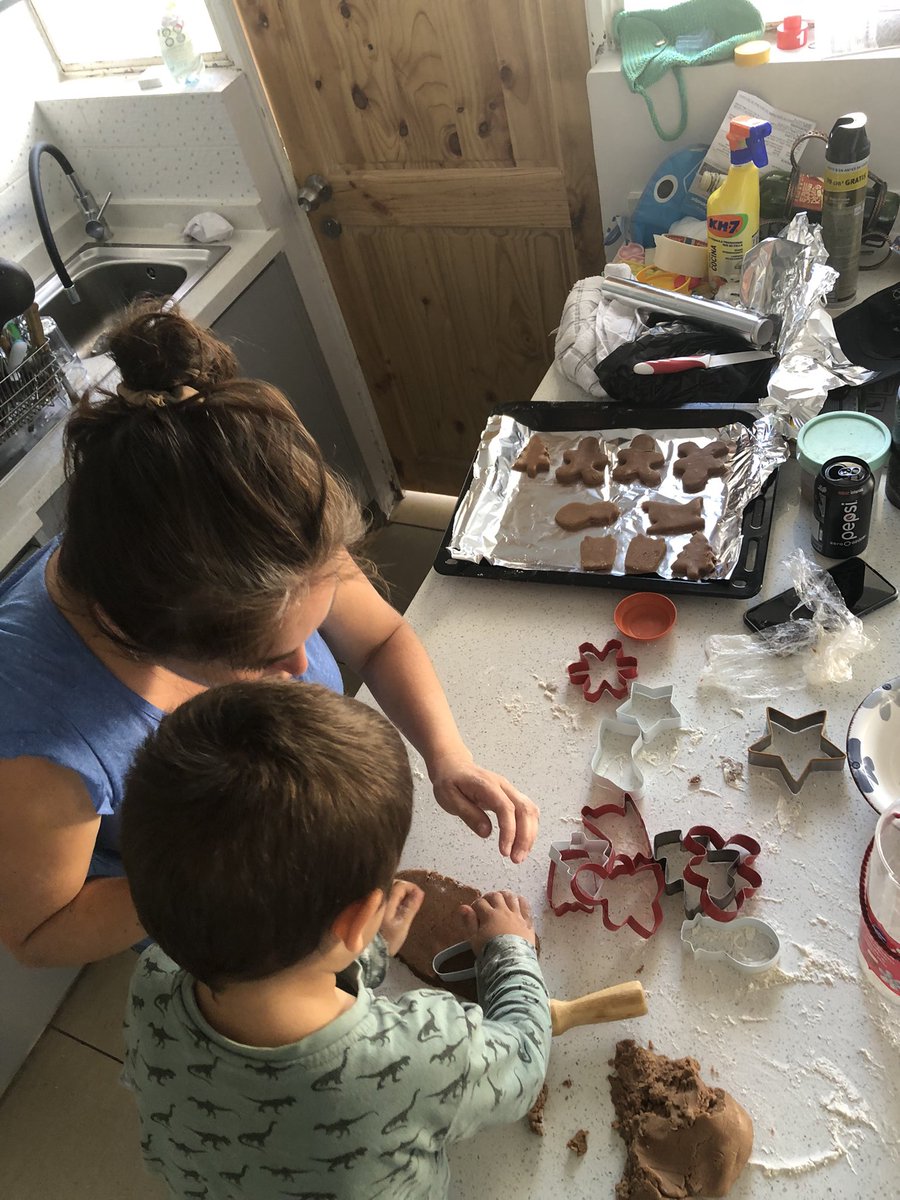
0 303 538 967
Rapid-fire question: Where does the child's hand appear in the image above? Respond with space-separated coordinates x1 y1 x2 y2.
459 890 536 956
380 880 424 956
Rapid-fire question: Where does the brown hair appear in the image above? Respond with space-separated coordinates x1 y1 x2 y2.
121 680 413 987
58 301 365 665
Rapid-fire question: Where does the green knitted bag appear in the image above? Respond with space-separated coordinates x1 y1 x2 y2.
615 0 764 141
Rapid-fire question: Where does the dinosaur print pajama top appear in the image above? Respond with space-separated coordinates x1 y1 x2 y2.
122 934 550 1199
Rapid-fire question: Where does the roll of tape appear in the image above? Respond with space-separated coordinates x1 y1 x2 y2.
653 235 708 279
735 40 771 66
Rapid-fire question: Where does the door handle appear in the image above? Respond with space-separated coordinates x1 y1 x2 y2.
297 173 332 212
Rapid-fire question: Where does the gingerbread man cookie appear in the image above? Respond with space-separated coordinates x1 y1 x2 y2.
673 440 732 494
624 533 666 575
642 497 704 537
672 532 718 580
580 535 617 573
612 434 665 487
556 436 609 486
556 501 621 532
512 434 551 479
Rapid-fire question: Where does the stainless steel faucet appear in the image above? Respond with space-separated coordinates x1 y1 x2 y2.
28 141 113 302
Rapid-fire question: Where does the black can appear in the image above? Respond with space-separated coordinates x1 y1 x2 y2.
812 456 874 558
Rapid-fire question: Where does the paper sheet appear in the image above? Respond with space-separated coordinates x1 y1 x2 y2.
689 90 817 201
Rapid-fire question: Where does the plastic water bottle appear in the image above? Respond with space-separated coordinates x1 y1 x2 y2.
158 3 204 88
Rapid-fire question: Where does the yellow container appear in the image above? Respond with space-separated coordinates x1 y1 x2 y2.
707 116 771 292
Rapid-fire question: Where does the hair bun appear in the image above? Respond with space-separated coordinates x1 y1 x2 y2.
106 299 239 394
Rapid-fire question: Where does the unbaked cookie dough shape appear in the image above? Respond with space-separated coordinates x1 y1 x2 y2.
512 434 552 479
580 534 617 573
642 497 704 537
673 440 731 493
612 434 665 488
609 1039 753 1200
556 436 609 486
556 500 621 532
672 532 718 580
625 534 666 575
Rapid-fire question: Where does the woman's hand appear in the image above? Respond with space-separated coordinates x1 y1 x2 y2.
380 879 425 956
429 752 539 865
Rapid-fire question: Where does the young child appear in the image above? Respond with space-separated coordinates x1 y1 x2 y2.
120 680 550 1199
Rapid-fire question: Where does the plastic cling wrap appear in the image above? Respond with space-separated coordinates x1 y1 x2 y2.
701 549 876 700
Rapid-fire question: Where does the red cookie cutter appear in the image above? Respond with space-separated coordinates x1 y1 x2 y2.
566 639 638 702
654 825 762 923
546 796 665 938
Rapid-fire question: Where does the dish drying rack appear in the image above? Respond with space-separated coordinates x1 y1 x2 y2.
0 342 67 448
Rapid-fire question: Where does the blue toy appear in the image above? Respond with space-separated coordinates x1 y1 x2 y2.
631 144 709 248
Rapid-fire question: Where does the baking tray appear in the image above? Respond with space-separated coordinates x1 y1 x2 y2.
433 403 780 600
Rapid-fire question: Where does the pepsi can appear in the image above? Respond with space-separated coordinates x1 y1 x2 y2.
812 456 874 558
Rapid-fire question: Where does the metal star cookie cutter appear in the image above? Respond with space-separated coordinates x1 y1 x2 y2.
747 707 846 795
615 682 683 743
591 717 645 798
653 826 762 922
566 639 639 703
681 913 781 975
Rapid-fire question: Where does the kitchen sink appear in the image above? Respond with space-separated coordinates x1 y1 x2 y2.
36 243 230 357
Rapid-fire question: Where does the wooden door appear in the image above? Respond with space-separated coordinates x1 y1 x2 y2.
235 0 603 493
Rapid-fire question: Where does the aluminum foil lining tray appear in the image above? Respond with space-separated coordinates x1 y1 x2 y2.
447 412 788 583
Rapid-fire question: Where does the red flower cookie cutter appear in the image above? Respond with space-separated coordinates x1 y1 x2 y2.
566 639 638 702
655 825 762 923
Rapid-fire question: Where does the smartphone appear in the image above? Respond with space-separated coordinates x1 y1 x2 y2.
743 558 897 632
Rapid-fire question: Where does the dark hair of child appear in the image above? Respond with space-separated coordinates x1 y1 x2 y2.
58 300 365 667
120 680 413 989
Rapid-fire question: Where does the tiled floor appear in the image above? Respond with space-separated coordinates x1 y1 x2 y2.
0 493 454 1198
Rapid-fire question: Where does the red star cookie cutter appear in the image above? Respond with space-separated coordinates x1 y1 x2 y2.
566 639 638 702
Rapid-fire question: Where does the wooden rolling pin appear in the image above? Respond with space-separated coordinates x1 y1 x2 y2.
550 979 646 1036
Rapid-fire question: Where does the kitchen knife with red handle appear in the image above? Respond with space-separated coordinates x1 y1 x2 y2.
633 350 774 375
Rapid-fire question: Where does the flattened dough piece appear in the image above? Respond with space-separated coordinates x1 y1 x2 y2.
672 532 718 580
642 497 704 536
673 439 731 493
556 500 621 532
513 434 551 479
396 869 480 1002
580 534 617 573
556 436 609 486
612 434 665 487
624 534 666 575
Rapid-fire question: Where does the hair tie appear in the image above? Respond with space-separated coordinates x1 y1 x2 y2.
116 383 204 408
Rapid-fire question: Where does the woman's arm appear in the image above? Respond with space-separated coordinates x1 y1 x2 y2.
320 556 539 863
0 757 145 967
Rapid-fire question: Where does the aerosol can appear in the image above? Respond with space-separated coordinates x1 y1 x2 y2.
822 112 870 304
706 117 772 295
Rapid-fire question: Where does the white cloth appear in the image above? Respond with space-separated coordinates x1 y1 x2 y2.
553 267 645 399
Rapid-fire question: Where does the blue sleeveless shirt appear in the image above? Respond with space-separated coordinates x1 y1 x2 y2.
0 541 343 878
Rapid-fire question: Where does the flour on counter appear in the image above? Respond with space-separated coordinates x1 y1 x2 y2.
720 756 746 789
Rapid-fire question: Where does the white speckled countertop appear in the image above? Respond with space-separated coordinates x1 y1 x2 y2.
369 366 900 1198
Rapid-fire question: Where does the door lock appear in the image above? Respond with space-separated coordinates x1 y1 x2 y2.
321 217 343 239
297 173 332 212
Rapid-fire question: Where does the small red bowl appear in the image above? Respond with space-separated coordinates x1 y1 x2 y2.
614 592 677 641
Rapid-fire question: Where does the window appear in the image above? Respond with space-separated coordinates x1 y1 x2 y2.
29 0 224 74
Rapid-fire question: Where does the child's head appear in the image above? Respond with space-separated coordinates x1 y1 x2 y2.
59 300 365 671
121 681 412 988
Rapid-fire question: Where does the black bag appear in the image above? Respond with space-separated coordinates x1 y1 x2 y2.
594 320 774 407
